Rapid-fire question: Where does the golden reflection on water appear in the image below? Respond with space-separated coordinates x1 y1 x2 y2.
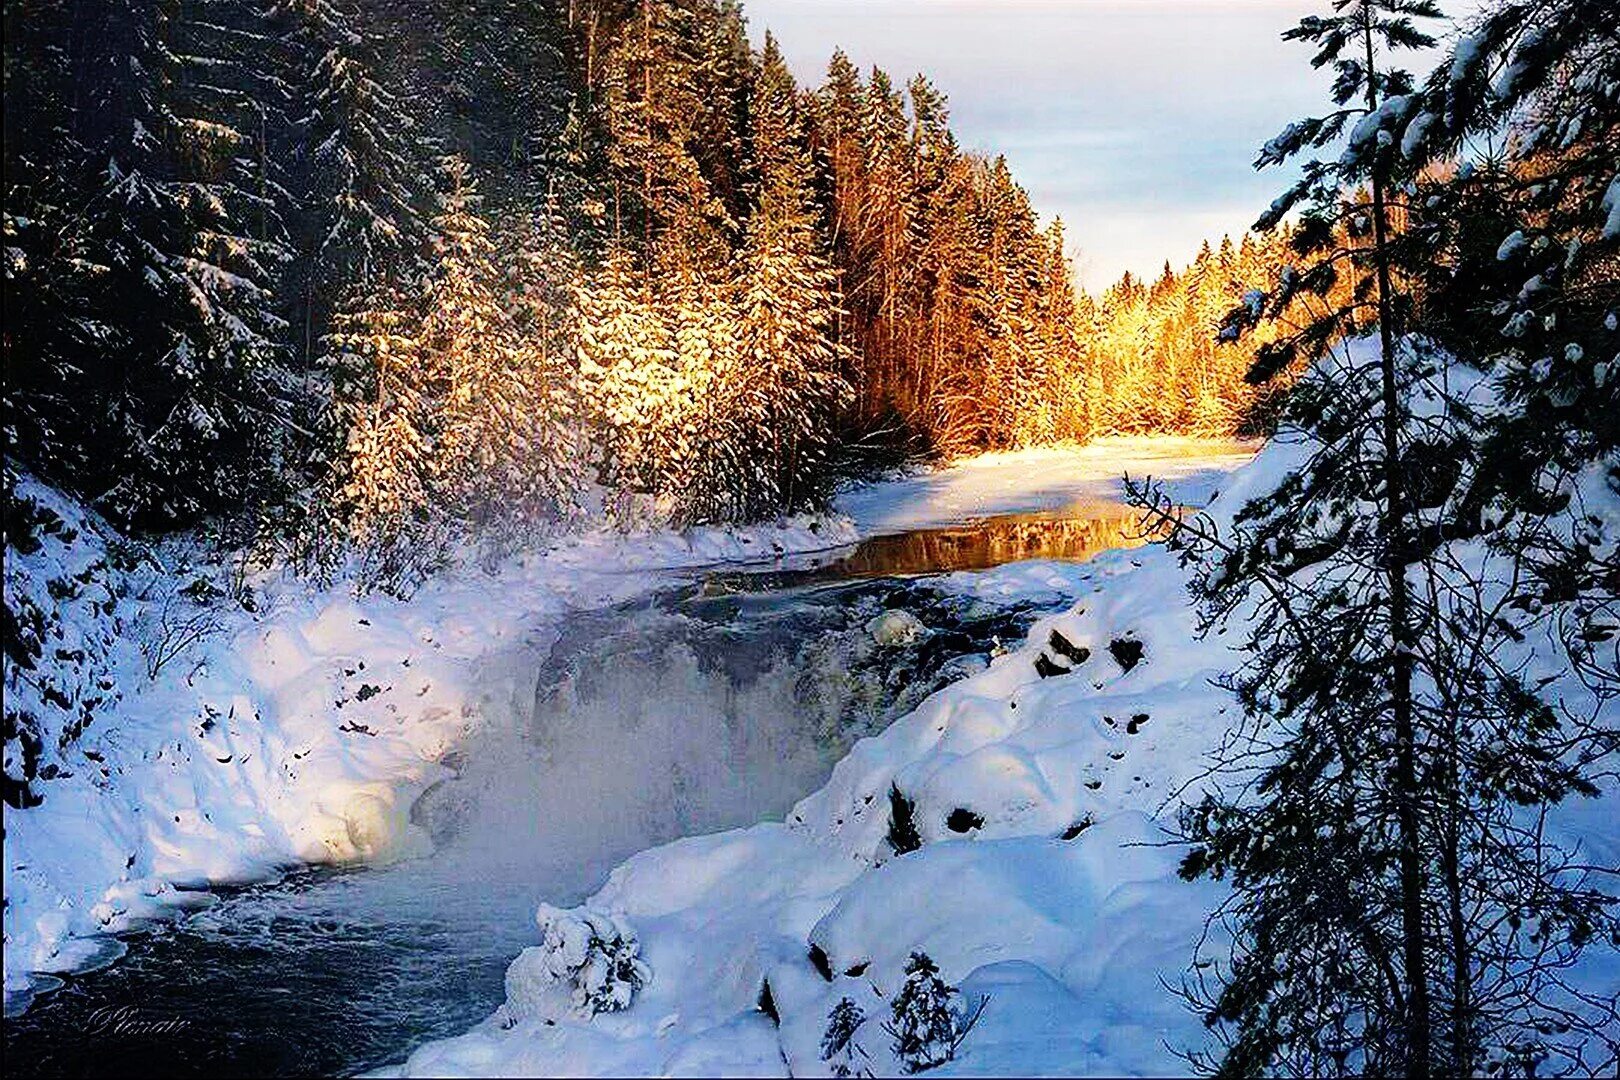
827 500 1170 578
694 500 1175 595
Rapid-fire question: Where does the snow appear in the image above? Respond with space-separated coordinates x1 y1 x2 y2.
381 417 1616 1077
867 609 927 647
1344 94 1415 164
835 437 1257 535
1449 30 1484 88
4 437 1247 1012
2 477 858 1009
1401 107 1437 159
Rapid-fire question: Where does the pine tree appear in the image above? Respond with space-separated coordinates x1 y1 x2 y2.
5 0 291 528
1173 3 1445 1072
575 243 683 524
498 192 590 527
422 158 527 529
326 280 439 589
1401 0 1620 700
731 34 851 518
1153 2 1620 1074
597 0 738 279
281 0 431 369
883 951 977 1074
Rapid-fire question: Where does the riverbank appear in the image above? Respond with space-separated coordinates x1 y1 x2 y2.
2 480 853 1013
3 438 1254 1016
383 456 1272 1077
385 431 1618 1077
840 437 1258 535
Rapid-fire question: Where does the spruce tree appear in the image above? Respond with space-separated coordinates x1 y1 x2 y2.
821 996 869 1078
422 158 524 529
732 34 851 518
5 0 290 528
1153 2 1620 1074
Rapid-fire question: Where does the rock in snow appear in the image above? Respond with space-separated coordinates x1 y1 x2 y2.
867 609 927 646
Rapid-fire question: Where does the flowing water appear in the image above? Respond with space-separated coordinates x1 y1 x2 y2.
4 500 1162 1078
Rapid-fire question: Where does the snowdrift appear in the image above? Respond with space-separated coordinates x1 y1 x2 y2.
388 428 1617 1077
1 473 854 1009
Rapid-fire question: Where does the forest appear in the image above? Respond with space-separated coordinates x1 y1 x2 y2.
3 0 1295 585
3 0 1619 1077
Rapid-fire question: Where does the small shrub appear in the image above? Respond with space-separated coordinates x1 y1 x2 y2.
505 904 651 1021
883 951 988 1074
821 996 869 1078
886 783 922 855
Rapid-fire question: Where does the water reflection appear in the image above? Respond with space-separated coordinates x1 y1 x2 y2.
700 499 1168 592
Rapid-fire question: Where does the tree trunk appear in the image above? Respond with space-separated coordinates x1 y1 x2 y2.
1365 13 1431 1075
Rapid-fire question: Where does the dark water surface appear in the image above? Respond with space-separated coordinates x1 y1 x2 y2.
4 503 1155 1079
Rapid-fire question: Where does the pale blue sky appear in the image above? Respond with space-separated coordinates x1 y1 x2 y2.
744 0 1452 291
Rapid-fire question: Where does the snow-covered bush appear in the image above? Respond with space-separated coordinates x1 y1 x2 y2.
504 904 652 1023
882 951 987 1073
821 996 870 1078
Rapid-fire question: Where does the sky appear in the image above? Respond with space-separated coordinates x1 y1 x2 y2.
742 0 1347 291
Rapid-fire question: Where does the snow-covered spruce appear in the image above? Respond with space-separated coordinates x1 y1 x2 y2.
820 997 870 1077
503 906 651 1023
882 951 987 1074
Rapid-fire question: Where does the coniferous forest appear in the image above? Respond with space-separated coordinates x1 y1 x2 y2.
3 0 1300 577
3 2 1618 1078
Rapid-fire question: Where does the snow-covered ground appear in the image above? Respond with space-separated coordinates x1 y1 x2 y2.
3 438 1252 1016
382 428 1617 1078
836 437 1257 534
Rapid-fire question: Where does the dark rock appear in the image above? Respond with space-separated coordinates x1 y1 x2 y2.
1108 637 1145 672
1048 630 1090 666
809 943 833 982
1060 817 1094 840
946 808 985 833
1034 653 1069 678
758 979 780 1024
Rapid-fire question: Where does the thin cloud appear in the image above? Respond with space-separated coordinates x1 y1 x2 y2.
747 0 1334 286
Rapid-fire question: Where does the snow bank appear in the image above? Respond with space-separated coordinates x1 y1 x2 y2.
2 475 856 1010
835 436 1257 535
388 426 1616 1077
384 489 1258 1075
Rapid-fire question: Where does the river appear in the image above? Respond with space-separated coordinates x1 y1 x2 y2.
4 496 1173 1078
